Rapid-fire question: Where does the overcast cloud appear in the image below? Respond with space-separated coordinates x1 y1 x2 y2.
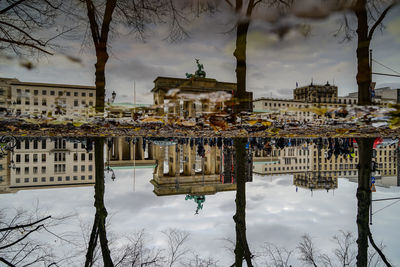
0 4 399 104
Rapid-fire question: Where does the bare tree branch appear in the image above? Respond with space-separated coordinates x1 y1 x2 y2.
367 2 396 40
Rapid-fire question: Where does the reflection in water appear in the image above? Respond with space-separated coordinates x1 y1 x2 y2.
0 136 399 266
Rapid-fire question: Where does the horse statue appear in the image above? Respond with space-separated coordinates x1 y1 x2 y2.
194 59 206 78
185 59 206 78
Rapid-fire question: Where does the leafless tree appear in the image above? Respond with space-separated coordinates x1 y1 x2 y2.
0 207 75 267
260 242 293 267
0 0 75 58
80 0 217 113
297 234 320 267
223 0 292 113
113 230 164 267
162 228 191 267
334 0 398 105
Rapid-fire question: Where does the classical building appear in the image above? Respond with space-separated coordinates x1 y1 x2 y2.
293 82 338 103
0 77 96 116
2 138 96 193
150 139 252 196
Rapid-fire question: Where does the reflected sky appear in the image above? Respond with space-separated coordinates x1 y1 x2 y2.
1 136 399 266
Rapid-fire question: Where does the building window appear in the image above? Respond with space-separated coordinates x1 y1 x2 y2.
74 100 78 107
41 177 46 182
24 178 29 183
74 92 78 97
89 93 93 97
74 143 78 149
33 89 38 95
81 153 85 161
25 140 29 149
24 167 29 174
89 153 93 161
24 154 29 163
42 90 47 95
50 91 55 95
58 176 62 181
73 153 78 161
16 178 20 183
81 165 85 172
42 99 47 106
89 175 93 180
81 176 85 180
42 154 46 162
88 165 93 171
33 177 38 182
81 100 86 105
73 165 78 172
16 167 21 174
42 140 46 149
66 92 71 96
16 154 21 163
42 166 46 173
73 176 78 180
50 177 54 181
33 140 38 149
33 154 38 162
82 92 86 97
89 101 93 106
58 91 63 96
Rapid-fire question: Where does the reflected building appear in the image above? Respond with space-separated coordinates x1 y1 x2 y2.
1 138 95 194
0 152 11 193
106 137 156 168
150 139 252 196
253 139 399 190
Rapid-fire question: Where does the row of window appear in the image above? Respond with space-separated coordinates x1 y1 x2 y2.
15 98 94 107
16 140 47 150
16 89 94 97
264 165 310 172
15 153 93 163
15 164 93 174
15 175 93 183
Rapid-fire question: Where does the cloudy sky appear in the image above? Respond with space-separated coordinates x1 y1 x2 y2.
1 2 400 105
2 167 400 266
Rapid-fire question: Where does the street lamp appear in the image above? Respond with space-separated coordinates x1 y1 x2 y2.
111 91 116 103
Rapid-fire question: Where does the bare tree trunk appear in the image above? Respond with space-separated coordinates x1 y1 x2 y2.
85 0 117 114
355 138 373 266
94 46 108 113
354 0 372 106
94 138 114 266
234 21 250 113
84 214 99 267
233 138 253 267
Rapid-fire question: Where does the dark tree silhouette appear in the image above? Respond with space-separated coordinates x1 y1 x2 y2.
224 0 291 113
232 138 253 267
351 0 397 105
0 0 73 57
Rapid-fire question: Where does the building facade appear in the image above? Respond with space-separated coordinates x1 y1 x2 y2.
294 82 338 103
0 77 96 116
3 138 96 193
152 76 252 117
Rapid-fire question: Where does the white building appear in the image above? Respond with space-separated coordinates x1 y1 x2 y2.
0 77 96 116
7 138 95 192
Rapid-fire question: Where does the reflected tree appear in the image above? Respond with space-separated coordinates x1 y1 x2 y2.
232 138 253 267
85 137 113 266
0 208 74 266
356 138 392 267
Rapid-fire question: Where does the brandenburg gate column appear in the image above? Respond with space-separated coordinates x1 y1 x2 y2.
118 137 123 161
183 142 195 176
154 145 165 179
168 144 180 177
